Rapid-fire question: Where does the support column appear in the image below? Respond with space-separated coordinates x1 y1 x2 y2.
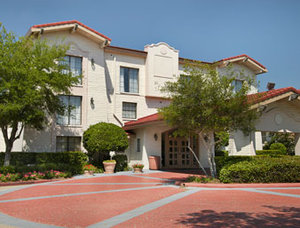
295 133 300 156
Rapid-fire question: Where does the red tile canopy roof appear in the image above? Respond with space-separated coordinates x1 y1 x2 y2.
220 54 267 70
31 20 111 41
124 87 300 129
247 87 299 104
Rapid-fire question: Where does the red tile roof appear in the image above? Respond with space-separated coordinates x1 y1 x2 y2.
247 87 299 104
123 113 163 129
220 54 267 70
124 87 300 129
31 20 111 41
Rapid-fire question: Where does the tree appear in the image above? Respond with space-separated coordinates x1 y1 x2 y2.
0 23 79 166
160 62 258 177
83 122 129 159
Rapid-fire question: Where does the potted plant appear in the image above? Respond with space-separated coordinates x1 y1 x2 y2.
83 122 129 174
83 164 97 175
132 163 144 173
102 160 117 174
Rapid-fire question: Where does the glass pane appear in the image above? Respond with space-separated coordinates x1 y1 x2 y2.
120 67 125 92
169 160 173 165
182 154 185 159
174 147 178 152
174 160 177 165
174 140 177 146
182 160 185 165
169 140 173 146
69 96 81 125
169 154 173 159
129 68 138 93
56 96 69 125
169 147 173 152
122 102 137 119
68 137 81 151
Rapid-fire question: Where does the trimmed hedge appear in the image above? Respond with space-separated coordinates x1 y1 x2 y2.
113 154 128 172
215 150 229 157
217 156 300 183
0 152 88 175
256 150 285 156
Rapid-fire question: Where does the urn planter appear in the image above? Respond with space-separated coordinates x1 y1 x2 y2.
103 160 116 174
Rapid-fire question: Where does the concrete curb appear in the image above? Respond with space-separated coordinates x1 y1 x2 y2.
177 181 300 188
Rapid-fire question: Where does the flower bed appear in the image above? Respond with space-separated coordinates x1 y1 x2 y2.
0 170 69 183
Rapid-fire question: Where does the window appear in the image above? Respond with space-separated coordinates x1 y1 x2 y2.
57 96 81 125
137 138 141 152
122 102 137 119
60 56 82 85
232 79 243 92
120 67 139 93
56 136 81 152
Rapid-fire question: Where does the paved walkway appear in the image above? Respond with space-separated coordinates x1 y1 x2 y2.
0 171 299 227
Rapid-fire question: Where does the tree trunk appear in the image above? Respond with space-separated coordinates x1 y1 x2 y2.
4 142 13 166
200 132 217 178
1 122 24 167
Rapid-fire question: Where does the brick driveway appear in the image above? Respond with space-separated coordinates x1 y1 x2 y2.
0 171 299 227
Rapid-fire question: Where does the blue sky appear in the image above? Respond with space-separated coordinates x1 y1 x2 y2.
1 0 299 91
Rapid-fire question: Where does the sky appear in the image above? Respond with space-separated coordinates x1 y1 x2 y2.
1 0 299 91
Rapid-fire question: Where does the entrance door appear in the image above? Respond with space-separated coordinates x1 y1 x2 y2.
163 131 199 169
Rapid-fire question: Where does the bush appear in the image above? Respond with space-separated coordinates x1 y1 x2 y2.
218 156 300 183
83 122 129 157
256 150 285 156
263 132 295 155
215 150 229 157
270 143 287 154
113 154 128 172
0 151 88 175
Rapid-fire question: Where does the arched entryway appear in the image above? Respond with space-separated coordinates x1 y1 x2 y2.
162 130 199 169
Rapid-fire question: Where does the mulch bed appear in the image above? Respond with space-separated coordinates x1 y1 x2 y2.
0 178 70 187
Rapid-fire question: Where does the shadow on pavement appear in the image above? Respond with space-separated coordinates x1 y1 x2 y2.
176 206 300 227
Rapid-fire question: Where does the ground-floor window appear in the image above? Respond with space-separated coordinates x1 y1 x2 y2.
56 136 81 152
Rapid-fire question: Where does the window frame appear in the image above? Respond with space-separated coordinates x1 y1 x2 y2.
120 66 139 94
61 55 83 85
137 138 141 152
122 102 137 119
232 79 244 92
56 136 81 152
56 95 82 126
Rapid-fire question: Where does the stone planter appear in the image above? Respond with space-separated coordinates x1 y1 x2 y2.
103 161 116 174
133 168 143 173
84 170 94 176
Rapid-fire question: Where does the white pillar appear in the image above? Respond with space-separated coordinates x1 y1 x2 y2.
295 133 300 156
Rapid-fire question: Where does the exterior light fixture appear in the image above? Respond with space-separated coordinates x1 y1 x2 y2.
154 133 158 141
91 58 95 67
90 97 94 105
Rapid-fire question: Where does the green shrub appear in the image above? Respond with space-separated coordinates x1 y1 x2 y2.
263 132 295 155
270 143 287 154
219 156 300 183
256 150 285 156
215 150 229 157
83 122 129 157
113 154 128 172
0 151 88 175
0 165 16 175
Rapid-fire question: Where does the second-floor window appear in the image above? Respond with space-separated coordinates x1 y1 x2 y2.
120 67 139 93
122 102 137 119
60 56 82 85
57 95 82 125
232 79 243 92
